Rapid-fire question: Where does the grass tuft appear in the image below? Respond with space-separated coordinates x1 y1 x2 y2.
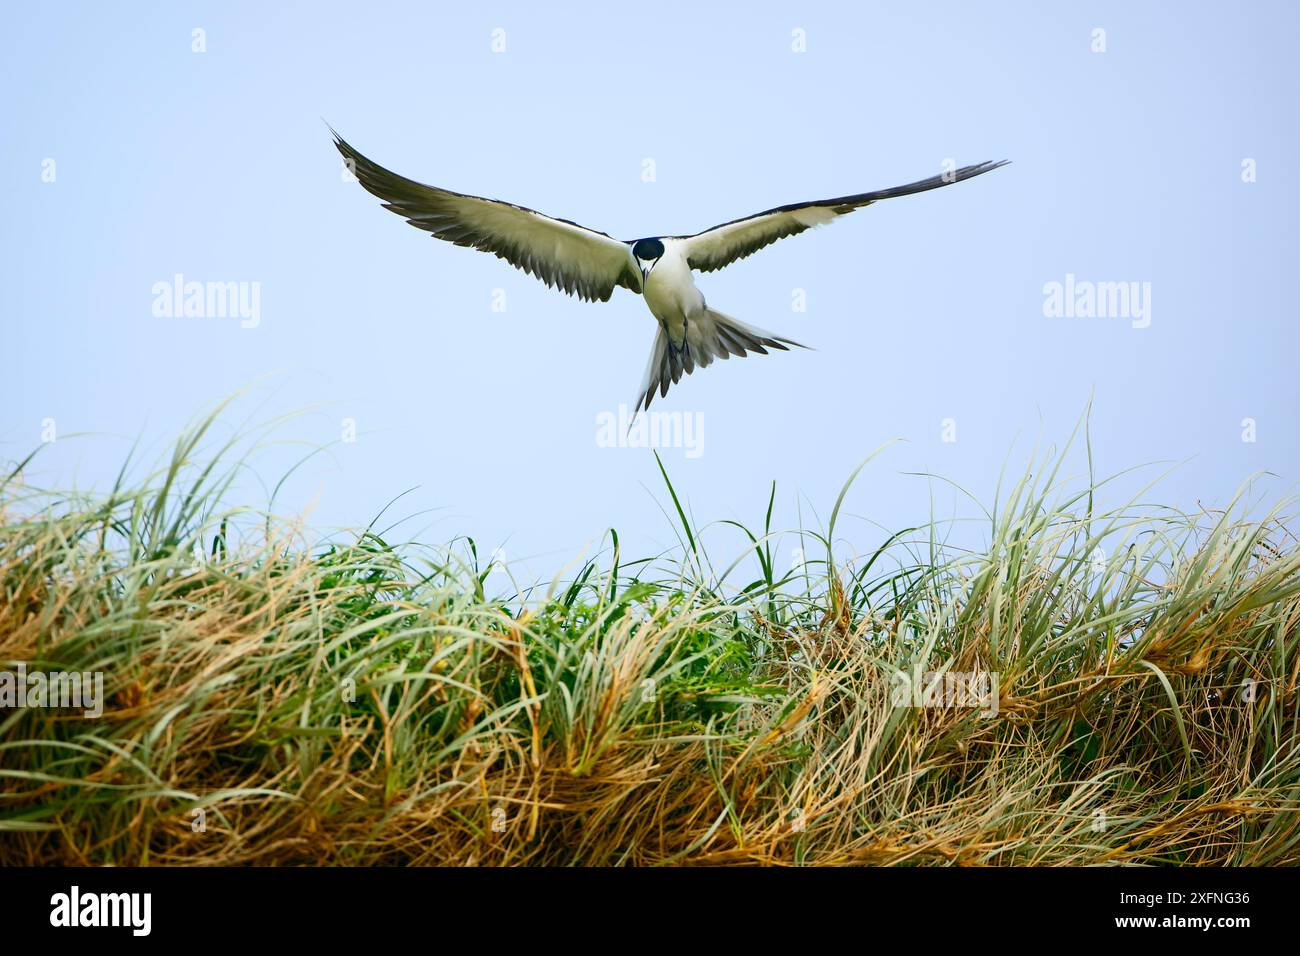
2 409 1298 866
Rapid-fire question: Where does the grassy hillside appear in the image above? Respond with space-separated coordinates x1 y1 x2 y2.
2 410 1298 865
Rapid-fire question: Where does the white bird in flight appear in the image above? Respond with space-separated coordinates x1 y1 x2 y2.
332 130 1006 413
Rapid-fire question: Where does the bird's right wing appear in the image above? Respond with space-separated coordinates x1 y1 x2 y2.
333 131 639 302
677 160 1008 273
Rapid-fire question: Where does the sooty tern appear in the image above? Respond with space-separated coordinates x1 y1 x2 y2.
332 131 1006 413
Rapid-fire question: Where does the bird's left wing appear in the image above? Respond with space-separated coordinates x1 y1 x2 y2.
333 132 639 302
676 160 1008 273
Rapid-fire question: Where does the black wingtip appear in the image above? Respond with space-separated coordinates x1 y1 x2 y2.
953 159 1011 182
961 158 1008 179
772 335 812 351
327 125 350 161
326 123 360 163
854 158 1011 203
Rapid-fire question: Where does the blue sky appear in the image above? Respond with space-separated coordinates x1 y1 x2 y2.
3 1 1298 573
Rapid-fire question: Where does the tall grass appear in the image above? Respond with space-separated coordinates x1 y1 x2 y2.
1 408 1298 865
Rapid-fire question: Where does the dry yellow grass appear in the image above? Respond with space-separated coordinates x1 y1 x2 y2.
2 414 1298 865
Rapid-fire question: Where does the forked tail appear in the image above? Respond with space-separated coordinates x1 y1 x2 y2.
634 307 807 414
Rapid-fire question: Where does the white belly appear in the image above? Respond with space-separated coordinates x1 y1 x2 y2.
643 244 705 344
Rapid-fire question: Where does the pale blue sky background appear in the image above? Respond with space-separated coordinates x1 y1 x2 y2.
3 1 1298 571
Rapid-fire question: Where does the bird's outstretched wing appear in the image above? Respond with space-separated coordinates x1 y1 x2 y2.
676 160 1009 274
333 131 639 302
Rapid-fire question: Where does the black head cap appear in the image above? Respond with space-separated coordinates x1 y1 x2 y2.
632 237 665 260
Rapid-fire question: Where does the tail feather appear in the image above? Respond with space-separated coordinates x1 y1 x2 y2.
634 307 807 414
